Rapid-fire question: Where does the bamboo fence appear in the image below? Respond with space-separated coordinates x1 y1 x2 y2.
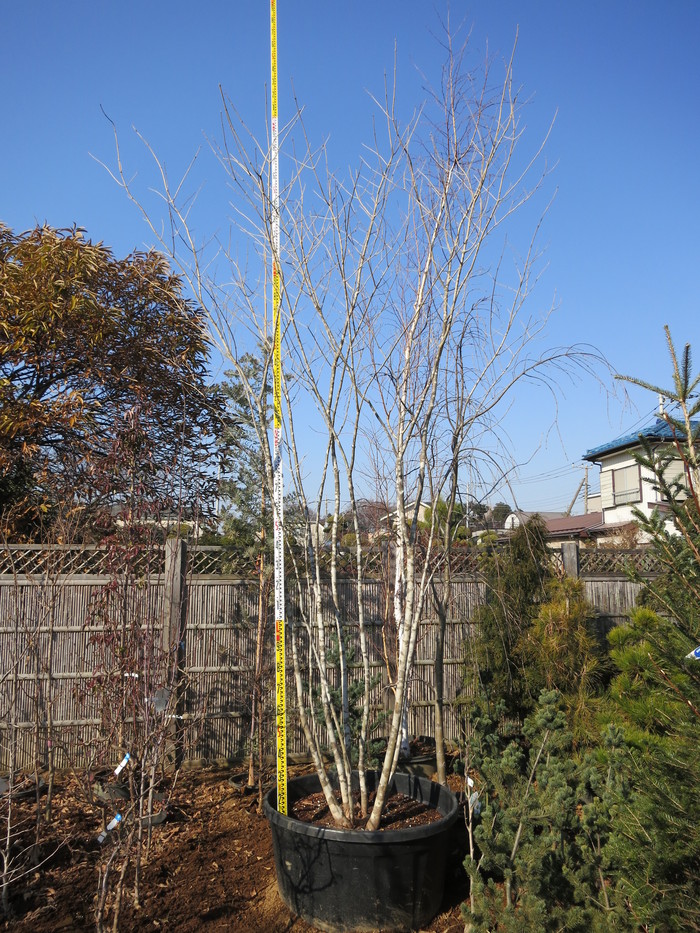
0 542 650 770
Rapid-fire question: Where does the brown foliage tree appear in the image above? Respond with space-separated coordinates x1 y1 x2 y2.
0 224 220 537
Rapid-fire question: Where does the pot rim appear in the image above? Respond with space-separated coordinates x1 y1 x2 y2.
263 771 459 844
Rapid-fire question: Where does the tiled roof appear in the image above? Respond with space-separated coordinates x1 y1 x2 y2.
583 417 699 461
545 512 603 537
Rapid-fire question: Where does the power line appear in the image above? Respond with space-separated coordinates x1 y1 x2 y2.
509 406 661 490
512 465 580 485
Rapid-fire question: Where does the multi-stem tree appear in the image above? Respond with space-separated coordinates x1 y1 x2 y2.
111 29 602 828
79 409 193 932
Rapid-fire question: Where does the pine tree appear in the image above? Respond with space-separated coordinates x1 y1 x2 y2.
215 354 273 573
464 690 621 932
468 516 554 721
601 327 700 930
603 608 700 931
523 577 608 745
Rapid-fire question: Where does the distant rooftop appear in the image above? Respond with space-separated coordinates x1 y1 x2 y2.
583 417 700 461
545 511 603 538
507 510 567 521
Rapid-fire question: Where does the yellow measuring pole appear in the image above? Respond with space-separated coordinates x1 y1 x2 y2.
270 0 287 816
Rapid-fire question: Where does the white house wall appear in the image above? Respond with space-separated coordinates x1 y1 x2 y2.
598 449 660 526
597 449 687 536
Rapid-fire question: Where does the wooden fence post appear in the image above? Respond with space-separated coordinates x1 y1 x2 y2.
163 537 187 766
561 541 580 579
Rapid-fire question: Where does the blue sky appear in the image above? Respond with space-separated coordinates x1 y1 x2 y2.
3 1 699 512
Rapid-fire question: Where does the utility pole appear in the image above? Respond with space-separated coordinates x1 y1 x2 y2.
565 478 584 516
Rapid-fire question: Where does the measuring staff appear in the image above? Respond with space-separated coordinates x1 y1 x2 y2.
270 0 287 816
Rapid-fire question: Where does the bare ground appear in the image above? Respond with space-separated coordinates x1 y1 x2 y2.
2 764 468 932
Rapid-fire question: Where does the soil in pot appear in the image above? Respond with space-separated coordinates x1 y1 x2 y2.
290 784 444 830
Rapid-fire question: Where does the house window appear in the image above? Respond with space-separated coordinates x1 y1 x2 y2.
612 464 641 505
660 460 687 501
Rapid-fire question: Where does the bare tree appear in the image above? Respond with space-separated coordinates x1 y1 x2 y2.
107 28 602 829
0 508 86 919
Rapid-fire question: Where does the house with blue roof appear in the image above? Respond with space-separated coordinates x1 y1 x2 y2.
583 416 692 536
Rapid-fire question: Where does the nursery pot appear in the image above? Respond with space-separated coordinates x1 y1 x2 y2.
398 754 438 781
264 770 459 932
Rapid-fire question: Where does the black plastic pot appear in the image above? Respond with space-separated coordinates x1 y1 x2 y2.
264 770 459 932
398 754 438 780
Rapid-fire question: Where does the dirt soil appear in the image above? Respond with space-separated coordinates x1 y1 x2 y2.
2 764 469 932
290 788 444 830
